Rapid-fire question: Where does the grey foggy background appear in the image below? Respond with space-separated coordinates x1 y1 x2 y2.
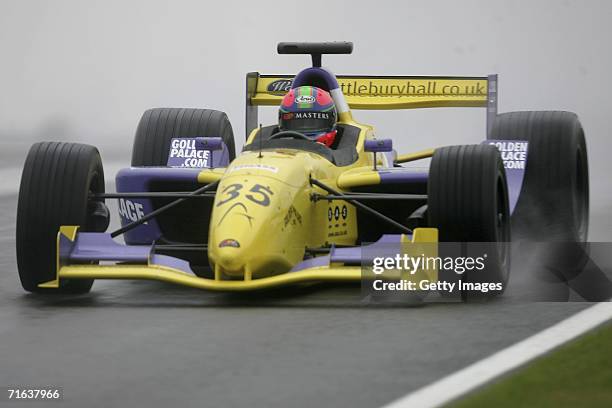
1 0 610 236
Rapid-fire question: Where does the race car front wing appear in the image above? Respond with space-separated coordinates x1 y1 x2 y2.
39 226 438 291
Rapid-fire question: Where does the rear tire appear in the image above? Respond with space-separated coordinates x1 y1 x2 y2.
131 108 236 166
490 111 589 241
130 108 235 277
428 144 511 299
16 142 108 293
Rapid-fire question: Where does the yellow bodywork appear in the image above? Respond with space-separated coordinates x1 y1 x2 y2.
395 148 435 164
252 76 488 110
209 113 368 279
40 85 444 291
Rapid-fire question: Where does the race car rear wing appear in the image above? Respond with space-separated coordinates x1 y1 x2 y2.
245 73 498 138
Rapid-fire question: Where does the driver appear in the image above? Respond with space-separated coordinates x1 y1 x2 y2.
278 86 338 147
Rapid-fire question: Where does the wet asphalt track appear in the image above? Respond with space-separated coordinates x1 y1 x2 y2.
2 189 610 408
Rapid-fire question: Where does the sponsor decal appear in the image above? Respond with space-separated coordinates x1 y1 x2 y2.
216 183 274 208
338 79 487 97
118 199 145 222
328 204 348 221
267 79 293 93
228 164 279 173
219 238 240 248
488 141 528 169
327 204 349 237
284 205 303 228
167 138 210 168
262 77 487 99
486 139 529 214
293 112 329 120
295 95 316 104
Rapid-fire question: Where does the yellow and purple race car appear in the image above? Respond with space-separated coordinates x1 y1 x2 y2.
16 42 589 298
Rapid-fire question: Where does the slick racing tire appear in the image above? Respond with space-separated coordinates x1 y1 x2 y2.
130 108 236 276
428 144 511 300
490 111 589 242
16 142 108 293
131 108 236 166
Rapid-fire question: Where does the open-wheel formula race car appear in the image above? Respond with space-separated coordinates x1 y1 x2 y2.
16 42 589 298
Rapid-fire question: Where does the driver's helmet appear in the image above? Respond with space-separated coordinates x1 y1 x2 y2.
278 86 338 147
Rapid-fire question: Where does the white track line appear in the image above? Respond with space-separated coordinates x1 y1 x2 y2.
381 302 612 408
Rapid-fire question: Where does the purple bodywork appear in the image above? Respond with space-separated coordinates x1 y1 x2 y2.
59 232 408 276
115 140 229 244
60 232 194 274
290 235 404 271
373 140 527 213
378 168 429 184
115 167 202 244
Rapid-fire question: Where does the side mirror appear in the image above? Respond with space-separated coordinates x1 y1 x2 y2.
195 137 224 151
195 137 224 169
364 139 393 153
364 139 393 171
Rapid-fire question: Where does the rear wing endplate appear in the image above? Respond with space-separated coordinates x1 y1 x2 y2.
245 73 498 138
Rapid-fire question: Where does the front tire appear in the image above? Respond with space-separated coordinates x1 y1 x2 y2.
16 142 107 293
428 144 511 299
